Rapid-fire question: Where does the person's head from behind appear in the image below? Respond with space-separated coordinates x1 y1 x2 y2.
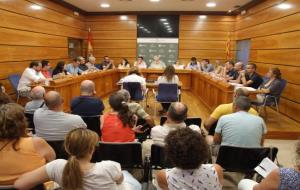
44 91 63 111
80 80 96 96
55 61 65 73
72 57 80 67
109 93 135 127
234 88 250 98
104 56 110 63
267 67 281 80
167 102 188 124
117 89 131 103
163 65 176 82
128 66 140 76
77 56 85 64
88 56 96 64
234 62 243 71
165 128 209 170
233 96 251 112
225 60 235 70
0 103 28 149
62 128 98 190
29 61 42 72
0 92 12 106
41 60 50 71
190 57 197 64
246 63 257 74
30 86 45 100
137 56 144 63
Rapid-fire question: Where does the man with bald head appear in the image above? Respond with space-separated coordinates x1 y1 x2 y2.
229 61 244 83
204 88 258 135
34 91 86 141
71 80 104 116
25 86 46 113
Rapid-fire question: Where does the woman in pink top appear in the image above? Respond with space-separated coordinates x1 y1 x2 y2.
101 93 141 142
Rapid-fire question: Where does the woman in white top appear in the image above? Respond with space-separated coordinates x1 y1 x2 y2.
157 65 179 112
156 128 223 190
14 128 141 190
173 60 185 70
118 58 131 69
134 56 147 69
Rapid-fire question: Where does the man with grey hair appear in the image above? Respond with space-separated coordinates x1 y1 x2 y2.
24 86 46 113
71 80 104 116
86 56 99 70
117 89 154 127
213 96 267 147
34 91 86 141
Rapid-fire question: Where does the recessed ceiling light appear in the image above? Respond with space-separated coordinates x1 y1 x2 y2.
150 0 160 2
139 26 144 29
160 18 167 22
199 15 207 19
30 4 43 10
206 2 216 7
100 3 110 8
168 31 173 33
228 10 232 13
120 15 128 20
277 3 292 9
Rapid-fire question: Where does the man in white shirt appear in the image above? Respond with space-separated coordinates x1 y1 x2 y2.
120 67 147 93
214 96 267 148
17 61 46 97
134 56 147 69
34 91 86 141
149 55 166 69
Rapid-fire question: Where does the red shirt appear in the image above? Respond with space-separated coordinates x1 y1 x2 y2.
101 113 135 142
41 70 51 78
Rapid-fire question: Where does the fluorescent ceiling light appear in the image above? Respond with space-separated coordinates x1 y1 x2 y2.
120 15 128 20
206 2 216 7
199 15 207 19
100 3 110 8
277 3 292 9
160 18 167 22
30 5 43 10
139 26 144 29
150 0 160 2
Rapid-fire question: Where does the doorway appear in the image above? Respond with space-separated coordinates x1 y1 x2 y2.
68 38 83 59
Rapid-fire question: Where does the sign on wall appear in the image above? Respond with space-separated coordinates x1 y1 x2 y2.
137 38 178 67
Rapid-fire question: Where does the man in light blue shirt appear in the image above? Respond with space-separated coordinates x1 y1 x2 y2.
65 57 83 75
200 59 214 72
214 96 267 147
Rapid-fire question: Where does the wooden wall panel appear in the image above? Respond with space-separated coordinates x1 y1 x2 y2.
93 49 136 58
179 40 236 50
86 21 137 31
91 40 136 49
236 0 300 122
179 31 230 41
91 31 137 40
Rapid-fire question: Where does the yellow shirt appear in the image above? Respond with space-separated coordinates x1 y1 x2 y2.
211 103 258 120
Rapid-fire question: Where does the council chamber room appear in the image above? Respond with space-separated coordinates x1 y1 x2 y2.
0 0 300 190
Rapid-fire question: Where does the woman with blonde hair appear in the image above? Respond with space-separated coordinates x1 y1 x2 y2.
0 103 55 185
14 128 141 190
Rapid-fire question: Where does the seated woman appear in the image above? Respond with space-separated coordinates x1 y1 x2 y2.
155 128 223 190
157 65 180 113
238 139 300 190
52 61 69 79
14 128 141 190
118 58 131 69
0 103 55 185
173 60 185 69
101 93 141 142
255 68 283 104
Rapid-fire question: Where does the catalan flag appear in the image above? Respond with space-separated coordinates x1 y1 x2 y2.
87 28 93 57
226 32 231 60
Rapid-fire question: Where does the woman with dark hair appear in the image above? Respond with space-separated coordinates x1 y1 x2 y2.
52 61 68 79
14 128 141 190
119 58 130 69
0 103 55 185
255 67 283 103
238 139 300 190
41 60 51 78
157 65 180 113
101 93 141 142
156 128 223 190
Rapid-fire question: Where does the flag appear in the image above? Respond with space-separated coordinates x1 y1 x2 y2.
226 32 231 60
87 28 93 57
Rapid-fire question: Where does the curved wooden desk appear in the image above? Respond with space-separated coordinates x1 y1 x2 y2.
45 69 233 112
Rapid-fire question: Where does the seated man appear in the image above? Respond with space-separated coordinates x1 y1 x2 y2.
134 56 147 69
65 57 83 75
224 60 239 80
96 56 114 70
186 57 201 70
117 89 154 128
214 96 267 147
229 61 244 83
200 59 214 72
17 61 46 97
71 80 105 116
149 55 166 69
119 67 147 93
34 91 86 141
24 86 46 113
86 56 99 71
204 88 258 135
78 56 88 71
241 63 263 89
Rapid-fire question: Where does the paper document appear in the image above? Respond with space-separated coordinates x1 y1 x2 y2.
255 157 279 178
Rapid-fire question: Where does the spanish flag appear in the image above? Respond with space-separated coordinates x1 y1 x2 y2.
87 28 93 57
226 32 231 60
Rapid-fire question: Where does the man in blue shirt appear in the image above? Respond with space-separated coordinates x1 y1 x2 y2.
65 57 83 75
71 80 105 116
